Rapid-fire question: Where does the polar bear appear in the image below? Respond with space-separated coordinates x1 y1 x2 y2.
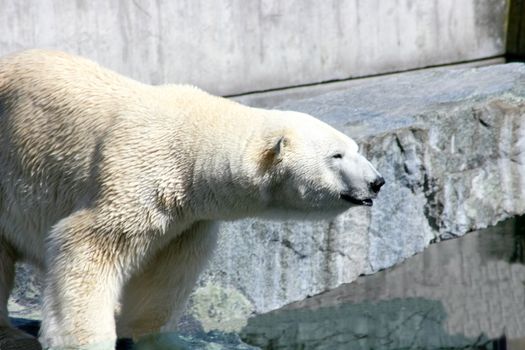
0 50 384 349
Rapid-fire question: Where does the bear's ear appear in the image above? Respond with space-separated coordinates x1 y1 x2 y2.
259 136 287 173
272 136 286 155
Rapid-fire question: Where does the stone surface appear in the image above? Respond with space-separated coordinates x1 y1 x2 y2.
0 0 508 95
232 58 506 109
188 283 254 332
241 217 525 349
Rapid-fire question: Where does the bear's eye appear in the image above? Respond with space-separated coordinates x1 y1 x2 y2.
332 153 343 159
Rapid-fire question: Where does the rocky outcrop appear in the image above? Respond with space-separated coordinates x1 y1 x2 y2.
189 63 525 331
240 217 525 349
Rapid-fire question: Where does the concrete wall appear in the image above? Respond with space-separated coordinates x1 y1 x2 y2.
0 0 508 96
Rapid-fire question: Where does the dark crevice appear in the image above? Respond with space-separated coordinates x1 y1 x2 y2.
423 174 442 234
281 239 305 259
506 0 525 61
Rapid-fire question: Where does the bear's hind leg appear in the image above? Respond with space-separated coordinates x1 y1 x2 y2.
39 210 124 349
116 221 218 341
0 237 42 349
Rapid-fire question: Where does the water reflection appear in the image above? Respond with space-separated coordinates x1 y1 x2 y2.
241 216 525 350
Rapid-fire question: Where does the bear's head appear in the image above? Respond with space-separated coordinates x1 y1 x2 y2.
258 111 384 219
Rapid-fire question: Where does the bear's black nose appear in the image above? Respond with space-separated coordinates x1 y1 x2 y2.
370 176 385 193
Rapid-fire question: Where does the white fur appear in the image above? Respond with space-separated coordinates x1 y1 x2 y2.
0 50 382 348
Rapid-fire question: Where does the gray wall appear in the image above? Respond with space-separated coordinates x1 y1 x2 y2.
0 0 508 96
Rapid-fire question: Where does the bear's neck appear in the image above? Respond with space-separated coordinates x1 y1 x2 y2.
165 98 274 221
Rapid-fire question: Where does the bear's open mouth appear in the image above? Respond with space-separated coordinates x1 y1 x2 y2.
340 193 373 206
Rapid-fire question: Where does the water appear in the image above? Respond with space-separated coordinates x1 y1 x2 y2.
241 216 525 350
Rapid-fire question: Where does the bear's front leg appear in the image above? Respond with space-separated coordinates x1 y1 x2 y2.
116 221 218 341
39 210 125 349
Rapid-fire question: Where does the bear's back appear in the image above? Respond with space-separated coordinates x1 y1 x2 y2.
0 49 145 127
0 50 147 184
